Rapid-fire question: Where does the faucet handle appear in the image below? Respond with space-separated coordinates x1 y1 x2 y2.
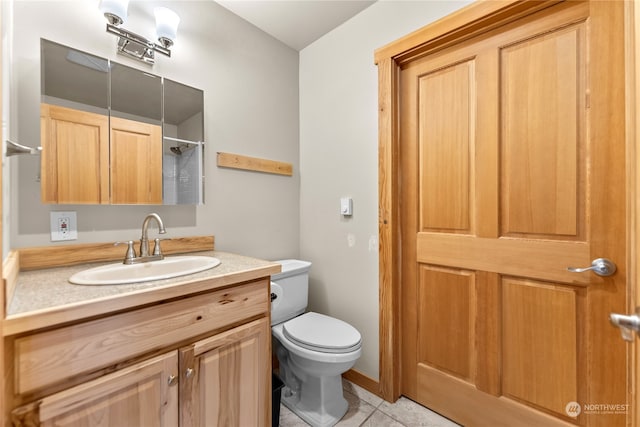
115 240 136 263
153 238 168 257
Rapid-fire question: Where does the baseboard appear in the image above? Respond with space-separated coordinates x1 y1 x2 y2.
342 369 382 398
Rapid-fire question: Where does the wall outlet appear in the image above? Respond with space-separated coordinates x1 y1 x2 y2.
50 211 78 241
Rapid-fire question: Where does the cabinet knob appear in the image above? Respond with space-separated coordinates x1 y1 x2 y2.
185 368 194 378
168 374 178 386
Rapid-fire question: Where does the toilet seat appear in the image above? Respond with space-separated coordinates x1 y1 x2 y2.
283 312 361 354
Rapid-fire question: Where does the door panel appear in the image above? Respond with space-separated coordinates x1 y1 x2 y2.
418 266 475 381
502 279 579 416
419 60 474 233
399 2 626 426
501 24 585 238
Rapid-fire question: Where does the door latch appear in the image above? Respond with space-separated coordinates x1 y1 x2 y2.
567 258 617 277
609 308 640 342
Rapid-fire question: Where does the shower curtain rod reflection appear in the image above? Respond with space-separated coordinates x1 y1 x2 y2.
163 136 203 146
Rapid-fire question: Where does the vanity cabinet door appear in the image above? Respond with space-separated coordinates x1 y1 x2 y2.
40 103 110 204
180 317 271 427
110 116 162 204
12 351 178 427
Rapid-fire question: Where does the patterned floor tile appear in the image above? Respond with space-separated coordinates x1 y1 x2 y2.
361 410 406 427
377 396 461 427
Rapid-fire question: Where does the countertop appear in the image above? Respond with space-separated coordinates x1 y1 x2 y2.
5 251 280 336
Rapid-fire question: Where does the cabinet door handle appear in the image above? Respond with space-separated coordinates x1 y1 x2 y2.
168 374 178 386
185 368 194 379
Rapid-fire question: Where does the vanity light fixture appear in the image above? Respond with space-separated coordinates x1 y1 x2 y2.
98 0 180 65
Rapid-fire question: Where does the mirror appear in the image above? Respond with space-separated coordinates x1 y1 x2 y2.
40 39 204 205
163 79 205 205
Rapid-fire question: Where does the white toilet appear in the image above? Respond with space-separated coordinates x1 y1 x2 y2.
270 259 362 427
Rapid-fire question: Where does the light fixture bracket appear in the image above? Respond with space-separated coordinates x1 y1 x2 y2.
106 24 171 65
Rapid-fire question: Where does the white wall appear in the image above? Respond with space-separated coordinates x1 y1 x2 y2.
299 0 470 380
9 0 300 261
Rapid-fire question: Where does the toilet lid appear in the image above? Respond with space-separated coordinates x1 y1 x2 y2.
283 312 362 354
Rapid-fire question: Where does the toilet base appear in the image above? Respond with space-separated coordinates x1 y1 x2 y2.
281 374 348 427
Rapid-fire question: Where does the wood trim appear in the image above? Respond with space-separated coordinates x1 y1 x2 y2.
374 0 562 65
3 251 19 309
626 0 640 425
217 152 293 176
16 235 215 270
342 369 382 399
377 55 401 403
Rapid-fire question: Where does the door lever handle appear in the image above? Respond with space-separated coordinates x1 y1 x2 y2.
567 258 616 277
610 309 640 342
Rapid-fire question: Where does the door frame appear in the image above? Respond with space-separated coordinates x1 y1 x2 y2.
625 1 639 426
375 1 638 424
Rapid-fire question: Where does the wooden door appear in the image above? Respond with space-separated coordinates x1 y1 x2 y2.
110 116 162 204
179 318 271 427
40 104 109 204
398 2 626 426
16 351 179 426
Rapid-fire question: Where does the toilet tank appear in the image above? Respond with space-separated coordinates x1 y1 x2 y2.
270 259 311 325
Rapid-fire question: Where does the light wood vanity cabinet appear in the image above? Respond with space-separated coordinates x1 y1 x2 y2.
9 278 271 427
180 318 269 426
20 351 180 427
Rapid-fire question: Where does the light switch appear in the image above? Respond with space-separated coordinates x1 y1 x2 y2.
340 197 353 216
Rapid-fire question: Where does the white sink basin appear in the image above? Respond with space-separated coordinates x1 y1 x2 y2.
69 256 221 285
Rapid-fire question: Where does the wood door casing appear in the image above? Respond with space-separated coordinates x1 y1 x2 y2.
628 2 640 425
395 2 626 426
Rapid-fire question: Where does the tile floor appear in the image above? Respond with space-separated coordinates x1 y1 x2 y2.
278 379 461 427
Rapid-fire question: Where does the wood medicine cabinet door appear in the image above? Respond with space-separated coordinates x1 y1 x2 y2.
110 116 162 205
40 103 109 204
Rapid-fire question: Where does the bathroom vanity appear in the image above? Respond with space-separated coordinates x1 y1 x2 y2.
3 240 279 426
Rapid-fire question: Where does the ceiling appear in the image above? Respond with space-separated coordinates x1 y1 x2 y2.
216 0 377 51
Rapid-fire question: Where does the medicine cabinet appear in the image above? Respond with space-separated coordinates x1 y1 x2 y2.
40 39 204 205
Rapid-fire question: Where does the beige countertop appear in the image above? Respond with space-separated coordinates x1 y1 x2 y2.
5 251 280 336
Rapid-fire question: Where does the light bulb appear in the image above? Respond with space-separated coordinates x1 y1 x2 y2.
99 0 129 26
155 7 180 48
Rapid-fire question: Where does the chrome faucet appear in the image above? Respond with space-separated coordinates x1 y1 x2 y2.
115 213 167 264
139 213 166 258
